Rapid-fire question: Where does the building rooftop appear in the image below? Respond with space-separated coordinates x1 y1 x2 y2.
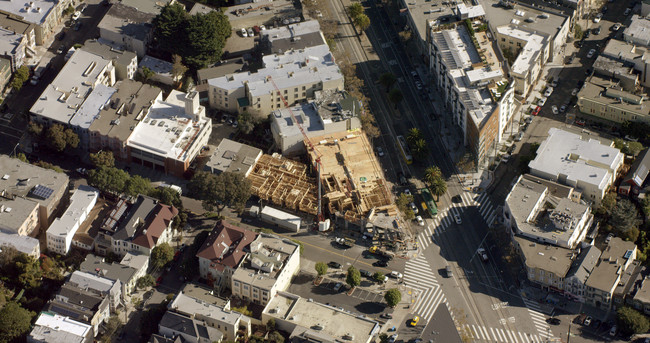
196 220 258 272
159 311 224 342
120 252 149 271
112 195 158 241
496 25 547 75
0 193 38 234
0 12 34 38
515 235 574 277
47 185 99 239
586 237 637 292
0 0 58 25
89 80 162 142
565 245 601 284
49 283 106 320
207 44 342 97
127 90 209 162
79 254 137 284
179 283 230 308
30 312 92 343
188 3 214 15
98 3 154 41
68 84 116 130
529 128 623 193
203 139 262 176
168 292 243 326
30 49 114 125
140 55 173 79
131 202 178 249
0 229 39 256
477 0 569 39
625 149 650 187
601 38 649 63
68 271 117 294
0 155 68 213
578 75 650 115
82 40 138 68
233 234 298 289
110 0 169 16
633 274 650 304
0 27 23 56
261 20 326 54
264 292 380 343
624 15 650 45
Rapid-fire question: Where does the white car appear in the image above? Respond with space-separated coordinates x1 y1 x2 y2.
377 147 385 157
247 28 254 37
624 8 631 16
454 214 462 224
477 248 488 262
416 216 425 226
552 105 558 115
259 24 266 30
389 271 403 279
389 334 398 343
537 98 547 107
410 202 419 214
613 23 621 31
72 11 81 20
571 88 579 96
544 87 553 97
240 28 248 37
593 13 602 23
587 49 596 58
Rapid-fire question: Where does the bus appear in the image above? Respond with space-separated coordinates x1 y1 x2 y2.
420 188 438 216
396 135 413 164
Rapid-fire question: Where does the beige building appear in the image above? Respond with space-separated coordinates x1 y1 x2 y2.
585 237 637 310
577 76 650 125
514 235 575 291
495 25 549 97
0 0 72 46
231 234 300 305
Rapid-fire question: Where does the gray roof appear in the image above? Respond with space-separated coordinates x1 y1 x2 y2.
633 273 650 304
204 139 262 175
261 20 326 54
113 0 170 15
48 284 107 322
0 230 39 256
69 270 117 294
515 235 574 277
196 58 245 83
624 15 650 45
82 40 138 67
98 3 155 41
477 0 569 40
159 311 224 342
189 3 214 15
112 195 158 241
578 75 650 116
79 254 137 284
180 283 229 308
566 245 601 283
0 155 69 214
625 148 650 187
592 55 638 88
149 334 184 343
0 195 39 234
586 237 637 292
0 0 57 25
29 312 92 343
168 292 243 326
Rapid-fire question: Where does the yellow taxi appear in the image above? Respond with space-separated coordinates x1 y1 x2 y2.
409 316 420 327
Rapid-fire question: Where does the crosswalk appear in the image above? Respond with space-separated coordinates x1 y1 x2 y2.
403 255 447 322
522 297 555 341
462 324 547 343
416 191 497 251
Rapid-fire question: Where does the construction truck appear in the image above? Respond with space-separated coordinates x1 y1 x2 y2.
334 237 355 248
369 246 395 260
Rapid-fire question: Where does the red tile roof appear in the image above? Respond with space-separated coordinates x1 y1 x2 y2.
132 203 179 249
196 220 258 272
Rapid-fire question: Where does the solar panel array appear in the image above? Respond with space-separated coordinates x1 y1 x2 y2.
30 184 54 200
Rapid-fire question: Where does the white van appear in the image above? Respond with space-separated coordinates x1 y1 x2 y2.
158 183 182 195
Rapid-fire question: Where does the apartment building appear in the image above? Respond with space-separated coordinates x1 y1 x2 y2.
585 237 637 310
157 311 224 343
0 0 73 46
231 234 300 305
0 229 40 257
68 271 122 312
82 40 138 80
28 312 93 343
577 75 650 125
47 185 99 255
528 128 624 205
624 15 650 47
513 235 575 291
97 3 154 58
80 254 139 295
0 27 26 72
564 245 602 302
203 139 262 177
47 283 110 336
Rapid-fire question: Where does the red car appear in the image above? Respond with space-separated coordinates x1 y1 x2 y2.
575 119 586 126
156 276 162 286
532 106 541 116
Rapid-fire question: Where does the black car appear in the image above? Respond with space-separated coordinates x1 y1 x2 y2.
328 261 342 269
380 313 393 319
360 269 372 278
593 26 601 35
373 260 388 267
546 318 561 325
584 30 590 38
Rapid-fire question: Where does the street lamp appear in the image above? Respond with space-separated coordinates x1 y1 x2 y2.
11 143 19 157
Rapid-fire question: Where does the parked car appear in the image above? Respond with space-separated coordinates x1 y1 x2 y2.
389 271 403 279
575 119 586 126
583 316 592 326
409 316 420 327
587 49 596 58
546 317 561 325
593 26 601 35
572 88 579 96
416 216 425 226
625 8 632 16
552 105 558 115
388 334 398 343
72 11 81 20
445 265 453 277
360 269 372 278
380 313 393 319
410 202 419 214
373 260 388 267
240 28 248 37
613 23 621 31
376 146 385 157
454 214 462 224
532 106 541 116
606 233 614 244
328 261 342 269
515 132 524 141
477 248 488 262
247 28 254 36
73 22 82 31
544 87 553 97
559 105 567 113
76 168 87 176
333 282 343 291
538 98 547 107
593 13 602 23
609 325 617 336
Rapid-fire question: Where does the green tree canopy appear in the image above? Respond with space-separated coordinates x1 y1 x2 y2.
237 111 258 135
268 331 284 343
266 318 276 332
596 192 617 217
15 254 42 289
315 262 328 276
610 198 640 241
348 3 363 17
124 175 152 197
395 193 414 214
430 177 447 201
141 66 155 81
188 171 251 213
10 65 29 91
424 166 442 186
0 302 35 343
354 14 371 31
406 128 422 145
625 141 644 156
617 306 649 336
137 274 155 289
88 166 130 194
346 266 361 288
151 243 174 270
384 288 402 307
45 124 79 152
373 271 385 283
149 187 183 208
171 54 188 83
152 3 187 56
89 150 115 168
411 138 428 161
379 73 397 91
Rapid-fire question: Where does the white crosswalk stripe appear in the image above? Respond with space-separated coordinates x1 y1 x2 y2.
403 255 446 322
522 297 555 341
463 325 543 343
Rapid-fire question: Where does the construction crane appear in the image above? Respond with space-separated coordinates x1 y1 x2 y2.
268 76 325 223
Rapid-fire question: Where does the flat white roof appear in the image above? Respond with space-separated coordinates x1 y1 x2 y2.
625 15 650 44
529 128 623 191
169 292 244 325
208 44 342 97
30 49 114 124
261 206 300 221
120 252 149 270
0 230 39 256
69 271 116 293
47 185 99 238
33 311 92 337
127 90 209 161
0 0 57 25
456 4 486 18
69 84 116 130
0 27 23 55
497 25 546 75
263 20 322 41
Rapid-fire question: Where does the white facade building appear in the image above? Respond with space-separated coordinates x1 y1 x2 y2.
28 312 93 343
46 185 99 255
260 206 301 232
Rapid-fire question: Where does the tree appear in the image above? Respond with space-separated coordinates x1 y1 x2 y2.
268 331 284 343
625 141 644 156
88 166 130 194
373 271 385 283
9 65 29 91
315 262 328 276
171 54 188 84
406 127 422 145
45 124 79 151
424 166 442 186
346 266 361 289
596 192 617 217
348 3 363 17
151 243 174 270
137 274 155 289
395 193 414 214
152 3 187 56
411 138 428 161
28 122 43 137
89 150 115 168
266 318 276 332
237 111 258 135
384 288 402 307
183 11 231 69
617 306 649 336
189 171 251 214
15 254 42 289
354 14 370 31
613 138 626 150
573 24 583 40
124 175 152 197
388 88 403 108
149 187 182 208
0 302 34 343
379 73 397 91
100 315 121 343
141 66 155 81
610 198 640 241
430 177 447 201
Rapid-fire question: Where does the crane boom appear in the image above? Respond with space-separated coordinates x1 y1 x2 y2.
268 76 324 221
